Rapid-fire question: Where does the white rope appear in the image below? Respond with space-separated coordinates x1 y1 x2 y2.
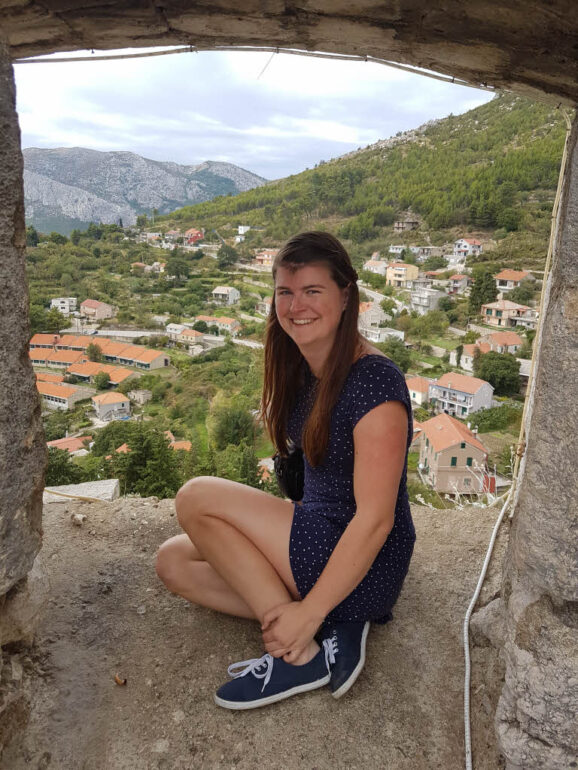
462 106 573 770
13 44 497 93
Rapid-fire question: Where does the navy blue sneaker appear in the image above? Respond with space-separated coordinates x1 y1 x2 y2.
319 620 370 698
214 638 336 710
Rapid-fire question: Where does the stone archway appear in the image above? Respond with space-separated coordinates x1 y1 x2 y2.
0 4 576 767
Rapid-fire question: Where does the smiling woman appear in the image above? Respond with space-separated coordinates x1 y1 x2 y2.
156 231 416 710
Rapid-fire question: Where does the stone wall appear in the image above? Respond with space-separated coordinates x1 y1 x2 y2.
0 38 45 601
492 122 578 769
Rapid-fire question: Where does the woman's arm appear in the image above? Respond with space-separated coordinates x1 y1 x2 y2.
262 399 408 660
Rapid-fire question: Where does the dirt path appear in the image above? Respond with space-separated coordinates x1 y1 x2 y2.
2 498 507 770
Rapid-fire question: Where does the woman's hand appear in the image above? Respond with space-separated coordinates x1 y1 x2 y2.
261 601 324 663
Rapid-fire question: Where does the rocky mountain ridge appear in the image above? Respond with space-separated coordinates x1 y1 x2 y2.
23 147 267 234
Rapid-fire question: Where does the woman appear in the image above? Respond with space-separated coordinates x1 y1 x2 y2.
156 231 415 710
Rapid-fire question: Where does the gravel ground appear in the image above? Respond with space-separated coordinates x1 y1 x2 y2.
2 497 508 770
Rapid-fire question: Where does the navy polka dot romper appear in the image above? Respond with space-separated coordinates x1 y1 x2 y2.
287 355 416 624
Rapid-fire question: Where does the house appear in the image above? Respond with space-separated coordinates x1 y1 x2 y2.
214 317 241 336
448 274 472 294
386 262 419 288
449 342 491 372
494 269 533 294
481 300 539 330
127 389 152 405
47 435 92 456
184 228 204 245
417 413 492 494
65 361 136 386
36 382 85 411
29 333 60 350
177 328 204 346
453 238 483 258
80 299 116 320
363 259 388 276
130 261 147 271
410 285 446 315
211 286 241 305
35 372 65 384
388 245 405 256
254 249 278 268
478 331 523 355
150 261 166 273
405 376 431 406
166 323 187 341
358 301 397 343
91 392 131 421
238 225 251 236
164 230 181 242
115 346 169 370
195 315 219 329
33 349 88 369
256 296 272 316
394 219 419 232
57 334 103 351
50 297 77 316
429 373 494 416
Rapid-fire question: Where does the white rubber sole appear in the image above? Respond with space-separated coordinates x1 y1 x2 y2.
214 672 331 710
331 621 370 699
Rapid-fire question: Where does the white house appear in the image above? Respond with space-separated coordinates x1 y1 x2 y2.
388 245 405 256
91 392 131 421
405 376 431 406
410 286 446 315
36 382 85 411
256 296 272 316
429 373 494 417
363 259 388 276
454 238 483 258
166 323 187 341
50 297 77 316
211 286 241 305
494 269 534 295
448 274 472 294
450 343 491 372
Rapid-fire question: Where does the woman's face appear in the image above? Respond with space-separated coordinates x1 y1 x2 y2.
274 263 348 355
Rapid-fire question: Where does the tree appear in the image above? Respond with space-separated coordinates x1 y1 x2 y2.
376 338 411 372
93 372 111 390
193 320 208 333
45 447 83 485
422 255 448 271
217 244 238 269
468 270 498 314
212 406 255 451
473 351 520 395
165 257 190 280
49 232 68 245
26 225 39 246
509 281 535 304
87 343 104 362
44 307 67 333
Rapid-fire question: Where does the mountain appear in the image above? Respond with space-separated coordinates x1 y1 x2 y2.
160 94 567 270
23 148 267 234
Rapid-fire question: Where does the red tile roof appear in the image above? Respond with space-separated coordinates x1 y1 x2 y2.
494 269 530 282
37 382 79 399
405 376 431 393
35 372 65 383
435 372 492 394
420 413 487 454
47 435 92 453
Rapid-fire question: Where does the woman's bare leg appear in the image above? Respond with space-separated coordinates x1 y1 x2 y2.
159 476 319 664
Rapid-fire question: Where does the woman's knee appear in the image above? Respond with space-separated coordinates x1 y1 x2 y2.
155 538 189 592
175 476 215 529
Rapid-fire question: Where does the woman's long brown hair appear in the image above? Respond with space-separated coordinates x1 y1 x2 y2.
262 231 361 467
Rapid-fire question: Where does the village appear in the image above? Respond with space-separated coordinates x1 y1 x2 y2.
28 220 539 503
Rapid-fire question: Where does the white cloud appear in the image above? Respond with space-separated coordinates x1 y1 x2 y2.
14 48 494 178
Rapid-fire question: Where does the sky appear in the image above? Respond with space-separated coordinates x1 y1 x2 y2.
14 48 494 180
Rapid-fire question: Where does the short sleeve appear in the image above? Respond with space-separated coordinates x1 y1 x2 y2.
348 357 412 430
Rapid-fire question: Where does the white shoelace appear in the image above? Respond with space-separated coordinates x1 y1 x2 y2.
227 636 338 693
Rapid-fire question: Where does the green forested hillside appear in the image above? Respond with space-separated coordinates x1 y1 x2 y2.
159 93 568 269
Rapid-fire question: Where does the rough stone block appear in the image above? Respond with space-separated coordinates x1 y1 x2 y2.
0 557 48 646
470 597 506 649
